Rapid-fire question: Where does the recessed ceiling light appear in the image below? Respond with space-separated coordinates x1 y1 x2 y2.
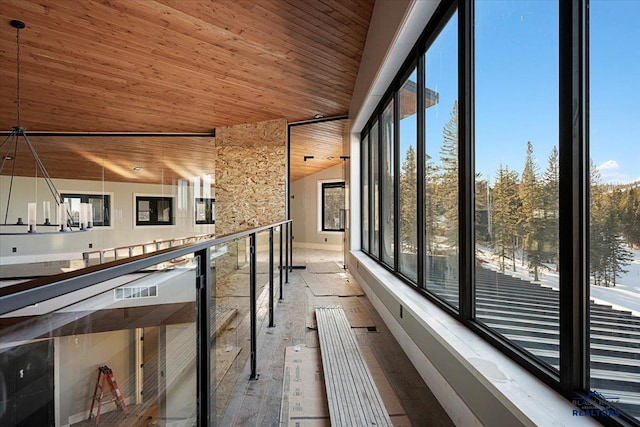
133 166 142 171
327 156 334 160
314 113 324 119
4 155 13 160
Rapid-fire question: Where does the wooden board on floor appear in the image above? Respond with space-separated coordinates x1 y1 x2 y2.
280 345 330 427
306 294 338 329
360 346 413 427
306 261 344 274
302 272 364 297
315 307 392 426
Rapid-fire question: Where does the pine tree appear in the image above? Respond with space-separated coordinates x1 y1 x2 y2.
589 161 633 286
491 164 520 272
475 177 491 243
425 154 438 254
620 187 640 248
437 101 459 254
399 145 418 253
541 146 559 270
590 161 607 286
519 141 545 280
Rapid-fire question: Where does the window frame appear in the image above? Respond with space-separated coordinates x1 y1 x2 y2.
195 197 215 225
135 195 175 227
320 181 345 232
361 131 371 253
61 192 112 228
357 0 637 424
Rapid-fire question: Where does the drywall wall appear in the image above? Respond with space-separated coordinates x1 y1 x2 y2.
58 330 134 426
0 176 214 261
290 163 344 251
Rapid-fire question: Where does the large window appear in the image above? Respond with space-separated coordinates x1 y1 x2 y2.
61 193 110 227
398 68 418 282
136 196 174 226
381 100 395 267
371 121 380 259
474 0 559 367
321 182 345 232
362 133 370 252
424 11 458 308
358 0 640 424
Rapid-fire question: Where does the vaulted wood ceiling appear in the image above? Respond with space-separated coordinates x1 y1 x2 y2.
0 0 374 180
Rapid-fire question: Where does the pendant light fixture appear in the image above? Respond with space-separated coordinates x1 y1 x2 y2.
0 20 83 234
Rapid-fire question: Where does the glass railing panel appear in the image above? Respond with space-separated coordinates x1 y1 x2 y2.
0 256 198 427
210 236 248 425
274 225 283 301
256 229 272 311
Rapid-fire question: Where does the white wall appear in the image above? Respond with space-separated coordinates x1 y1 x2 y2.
290 163 344 251
58 330 134 426
0 176 214 262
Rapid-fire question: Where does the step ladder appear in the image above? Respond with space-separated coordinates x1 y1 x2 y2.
88 365 129 426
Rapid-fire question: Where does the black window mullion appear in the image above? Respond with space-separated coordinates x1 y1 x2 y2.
393 89 401 272
361 135 365 251
369 127 375 257
378 119 383 261
558 0 589 396
458 0 474 322
370 126 375 257
417 53 426 290
322 185 327 232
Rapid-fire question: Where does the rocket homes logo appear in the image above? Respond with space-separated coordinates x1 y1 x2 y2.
572 390 621 417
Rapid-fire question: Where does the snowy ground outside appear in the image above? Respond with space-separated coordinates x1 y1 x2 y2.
476 246 640 317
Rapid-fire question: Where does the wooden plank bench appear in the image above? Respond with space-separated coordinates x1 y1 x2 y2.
315 306 392 427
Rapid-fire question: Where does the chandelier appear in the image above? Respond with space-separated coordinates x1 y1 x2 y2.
0 20 90 234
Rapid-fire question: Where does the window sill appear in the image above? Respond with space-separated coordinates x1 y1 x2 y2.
349 250 600 427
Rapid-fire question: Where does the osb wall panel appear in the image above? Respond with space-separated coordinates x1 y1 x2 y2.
215 119 286 235
216 118 287 147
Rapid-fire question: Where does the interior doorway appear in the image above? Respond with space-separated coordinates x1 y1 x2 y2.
288 117 349 267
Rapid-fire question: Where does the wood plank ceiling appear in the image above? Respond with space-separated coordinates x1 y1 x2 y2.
0 0 374 181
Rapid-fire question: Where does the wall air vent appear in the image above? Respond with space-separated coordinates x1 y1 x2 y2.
114 284 158 300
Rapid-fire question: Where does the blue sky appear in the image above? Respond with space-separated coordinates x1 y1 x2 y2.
590 1 640 184
400 1 640 185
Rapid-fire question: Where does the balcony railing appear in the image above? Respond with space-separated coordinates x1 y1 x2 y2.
0 220 293 427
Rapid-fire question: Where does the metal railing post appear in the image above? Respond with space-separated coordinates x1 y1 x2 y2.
268 227 275 327
195 247 211 426
289 221 293 273
285 222 290 284
249 233 259 380
279 225 284 301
